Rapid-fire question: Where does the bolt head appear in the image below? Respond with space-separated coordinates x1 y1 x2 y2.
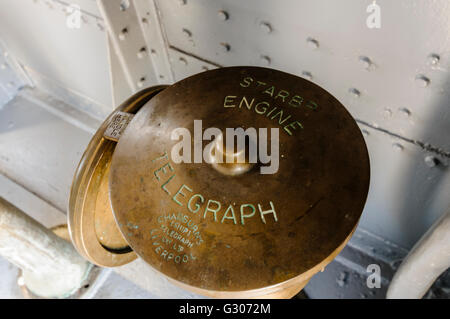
179 57 188 65
306 37 319 49
392 143 404 151
220 42 231 52
424 156 438 167
427 53 440 66
301 71 313 80
137 79 145 88
137 50 147 59
399 108 411 118
415 74 430 87
120 0 130 11
218 10 229 21
348 88 360 98
182 28 192 38
359 56 372 69
118 29 127 40
260 55 271 66
260 22 272 33
97 21 104 31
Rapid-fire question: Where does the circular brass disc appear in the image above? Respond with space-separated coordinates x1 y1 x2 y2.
68 85 167 267
109 67 370 291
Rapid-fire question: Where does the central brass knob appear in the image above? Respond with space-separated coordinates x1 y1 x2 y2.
207 132 255 176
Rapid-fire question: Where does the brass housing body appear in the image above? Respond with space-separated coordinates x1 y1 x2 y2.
69 67 370 298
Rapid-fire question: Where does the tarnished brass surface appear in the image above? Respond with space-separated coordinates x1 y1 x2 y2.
109 67 370 294
68 85 167 267
94 156 128 250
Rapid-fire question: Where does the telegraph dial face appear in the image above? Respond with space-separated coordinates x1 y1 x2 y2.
109 66 370 292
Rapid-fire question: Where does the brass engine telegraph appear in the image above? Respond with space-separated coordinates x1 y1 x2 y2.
68 67 370 298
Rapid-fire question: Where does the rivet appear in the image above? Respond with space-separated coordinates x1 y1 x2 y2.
217 10 229 21
96 20 104 31
424 155 438 168
260 22 272 33
306 37 319 49
392 143 404 151
260 55 271 66
427 53 440 66
120 0 130 11
383 108 392 118
399 108 411 118
361 129 370 137
137 47 147 59
142 18 149 25
179 57 188 65
301 71 312 80
358 56 372 69
202 66 209 71
348 88 360 98
137 77 146 88
182 28 192 38
415 74 430 87
150 49 157 55
179 0 187 5
118 28 128 40
220 42 231 52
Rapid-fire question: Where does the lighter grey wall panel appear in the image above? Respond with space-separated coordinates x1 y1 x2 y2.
0 88 96 212
0 0 112 115
358 124 449 248
157 0 450 153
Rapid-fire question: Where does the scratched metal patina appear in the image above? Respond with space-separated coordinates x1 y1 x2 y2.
109 67 370 293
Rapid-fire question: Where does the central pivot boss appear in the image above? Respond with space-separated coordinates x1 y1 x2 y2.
108 67 370 297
